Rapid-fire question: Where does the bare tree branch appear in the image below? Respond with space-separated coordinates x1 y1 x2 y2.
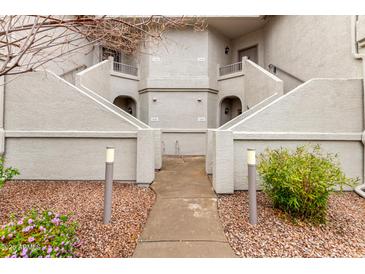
0 15 206 77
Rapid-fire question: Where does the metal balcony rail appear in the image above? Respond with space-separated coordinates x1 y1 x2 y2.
113 61 138 76
219 62 242 76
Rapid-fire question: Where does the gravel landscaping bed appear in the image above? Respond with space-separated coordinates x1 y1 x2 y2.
0 181 155 257
218 191 365 257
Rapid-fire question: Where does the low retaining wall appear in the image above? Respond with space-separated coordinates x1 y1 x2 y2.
211 78 364 193
2 70 157 184
161 129 207 156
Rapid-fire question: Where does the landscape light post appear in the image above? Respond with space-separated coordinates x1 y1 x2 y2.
103 146 115 224
247 148 257 225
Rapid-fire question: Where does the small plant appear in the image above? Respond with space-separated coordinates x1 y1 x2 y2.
0 210 80 258
0 157 19 188
257 145 358 224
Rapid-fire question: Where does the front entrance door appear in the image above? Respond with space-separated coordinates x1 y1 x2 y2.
238 45 258 63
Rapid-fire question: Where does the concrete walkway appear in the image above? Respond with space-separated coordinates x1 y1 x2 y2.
133 156 236 258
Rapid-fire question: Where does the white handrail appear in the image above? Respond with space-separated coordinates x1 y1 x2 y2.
219 62 242 76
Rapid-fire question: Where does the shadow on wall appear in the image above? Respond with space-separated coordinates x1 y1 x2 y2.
113 95 137 117
219 96 242 126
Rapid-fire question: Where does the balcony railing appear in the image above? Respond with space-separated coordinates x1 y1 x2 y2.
113 61 138 76
219 62 242 76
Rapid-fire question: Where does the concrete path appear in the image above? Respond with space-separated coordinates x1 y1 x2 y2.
133 156 236 258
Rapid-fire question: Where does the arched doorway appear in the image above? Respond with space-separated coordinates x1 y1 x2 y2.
113 96 137 117
219 96 242 126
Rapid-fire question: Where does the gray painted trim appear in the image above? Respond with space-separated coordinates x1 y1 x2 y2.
5 130 137 138
110 71 139 81
217 71 245 81
138 88 219 94
161 129 208 133
233 132 362 141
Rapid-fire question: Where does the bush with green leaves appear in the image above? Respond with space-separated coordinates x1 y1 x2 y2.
0 210 80 258
0 157 19 188
257 145 358 224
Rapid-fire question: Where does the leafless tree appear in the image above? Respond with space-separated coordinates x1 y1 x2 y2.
0 15 206 77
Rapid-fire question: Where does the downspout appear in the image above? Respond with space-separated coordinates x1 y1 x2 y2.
352 15 365 197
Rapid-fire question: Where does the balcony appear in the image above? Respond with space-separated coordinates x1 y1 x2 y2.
219 61 242 76
113 61 138 77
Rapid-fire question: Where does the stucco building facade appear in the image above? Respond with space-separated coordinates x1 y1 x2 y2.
1 15 365 193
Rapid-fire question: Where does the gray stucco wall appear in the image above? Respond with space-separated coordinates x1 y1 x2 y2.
76 60 112 101
233 139 363 190
6 137 137 180
244 59 283 109
212 78 364 193
208 28 232 90
231 79 363 133
162 130 207 155
5 71 137 131
139 30 210 89
3 70 156 183
263 16 363 81
146 91 209 129
231 29 265 67
110 73 139 112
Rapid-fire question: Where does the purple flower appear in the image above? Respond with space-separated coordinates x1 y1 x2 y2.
54 247 59 252
28 219 33 225
21 248 28 257
1 235 5 241
39 226 46 232
47 246 52 254
10 254 17 258
28 236 35 243
61 241 65 246
45 255 51 258
8 233 13 239
17 220 23 225
42 246 46 251
51 218 60 226
22 226 33 233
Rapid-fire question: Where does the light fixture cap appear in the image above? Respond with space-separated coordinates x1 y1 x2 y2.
247 148 256 165
106 147 115 163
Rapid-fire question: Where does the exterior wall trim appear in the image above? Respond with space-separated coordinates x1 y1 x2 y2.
110 71 139 81
138 88 219 94
161 128 208 133
233 132 362 141
5 130 137 138
217 71 244 81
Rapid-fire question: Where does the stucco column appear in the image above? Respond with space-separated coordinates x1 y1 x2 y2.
153 128 162 170
212 130 234 193
205 129 214 174
136 128 155 185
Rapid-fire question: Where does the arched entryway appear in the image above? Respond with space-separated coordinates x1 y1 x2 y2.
219 96 242 126
113 96 137 117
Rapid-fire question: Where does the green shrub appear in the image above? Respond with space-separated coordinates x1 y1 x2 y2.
0 157 19 188
0 210 80 258
257 145 358 224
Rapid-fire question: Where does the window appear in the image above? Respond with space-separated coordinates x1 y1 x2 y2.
100 46 135 66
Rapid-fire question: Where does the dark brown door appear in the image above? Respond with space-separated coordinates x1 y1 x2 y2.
238 45 258 63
